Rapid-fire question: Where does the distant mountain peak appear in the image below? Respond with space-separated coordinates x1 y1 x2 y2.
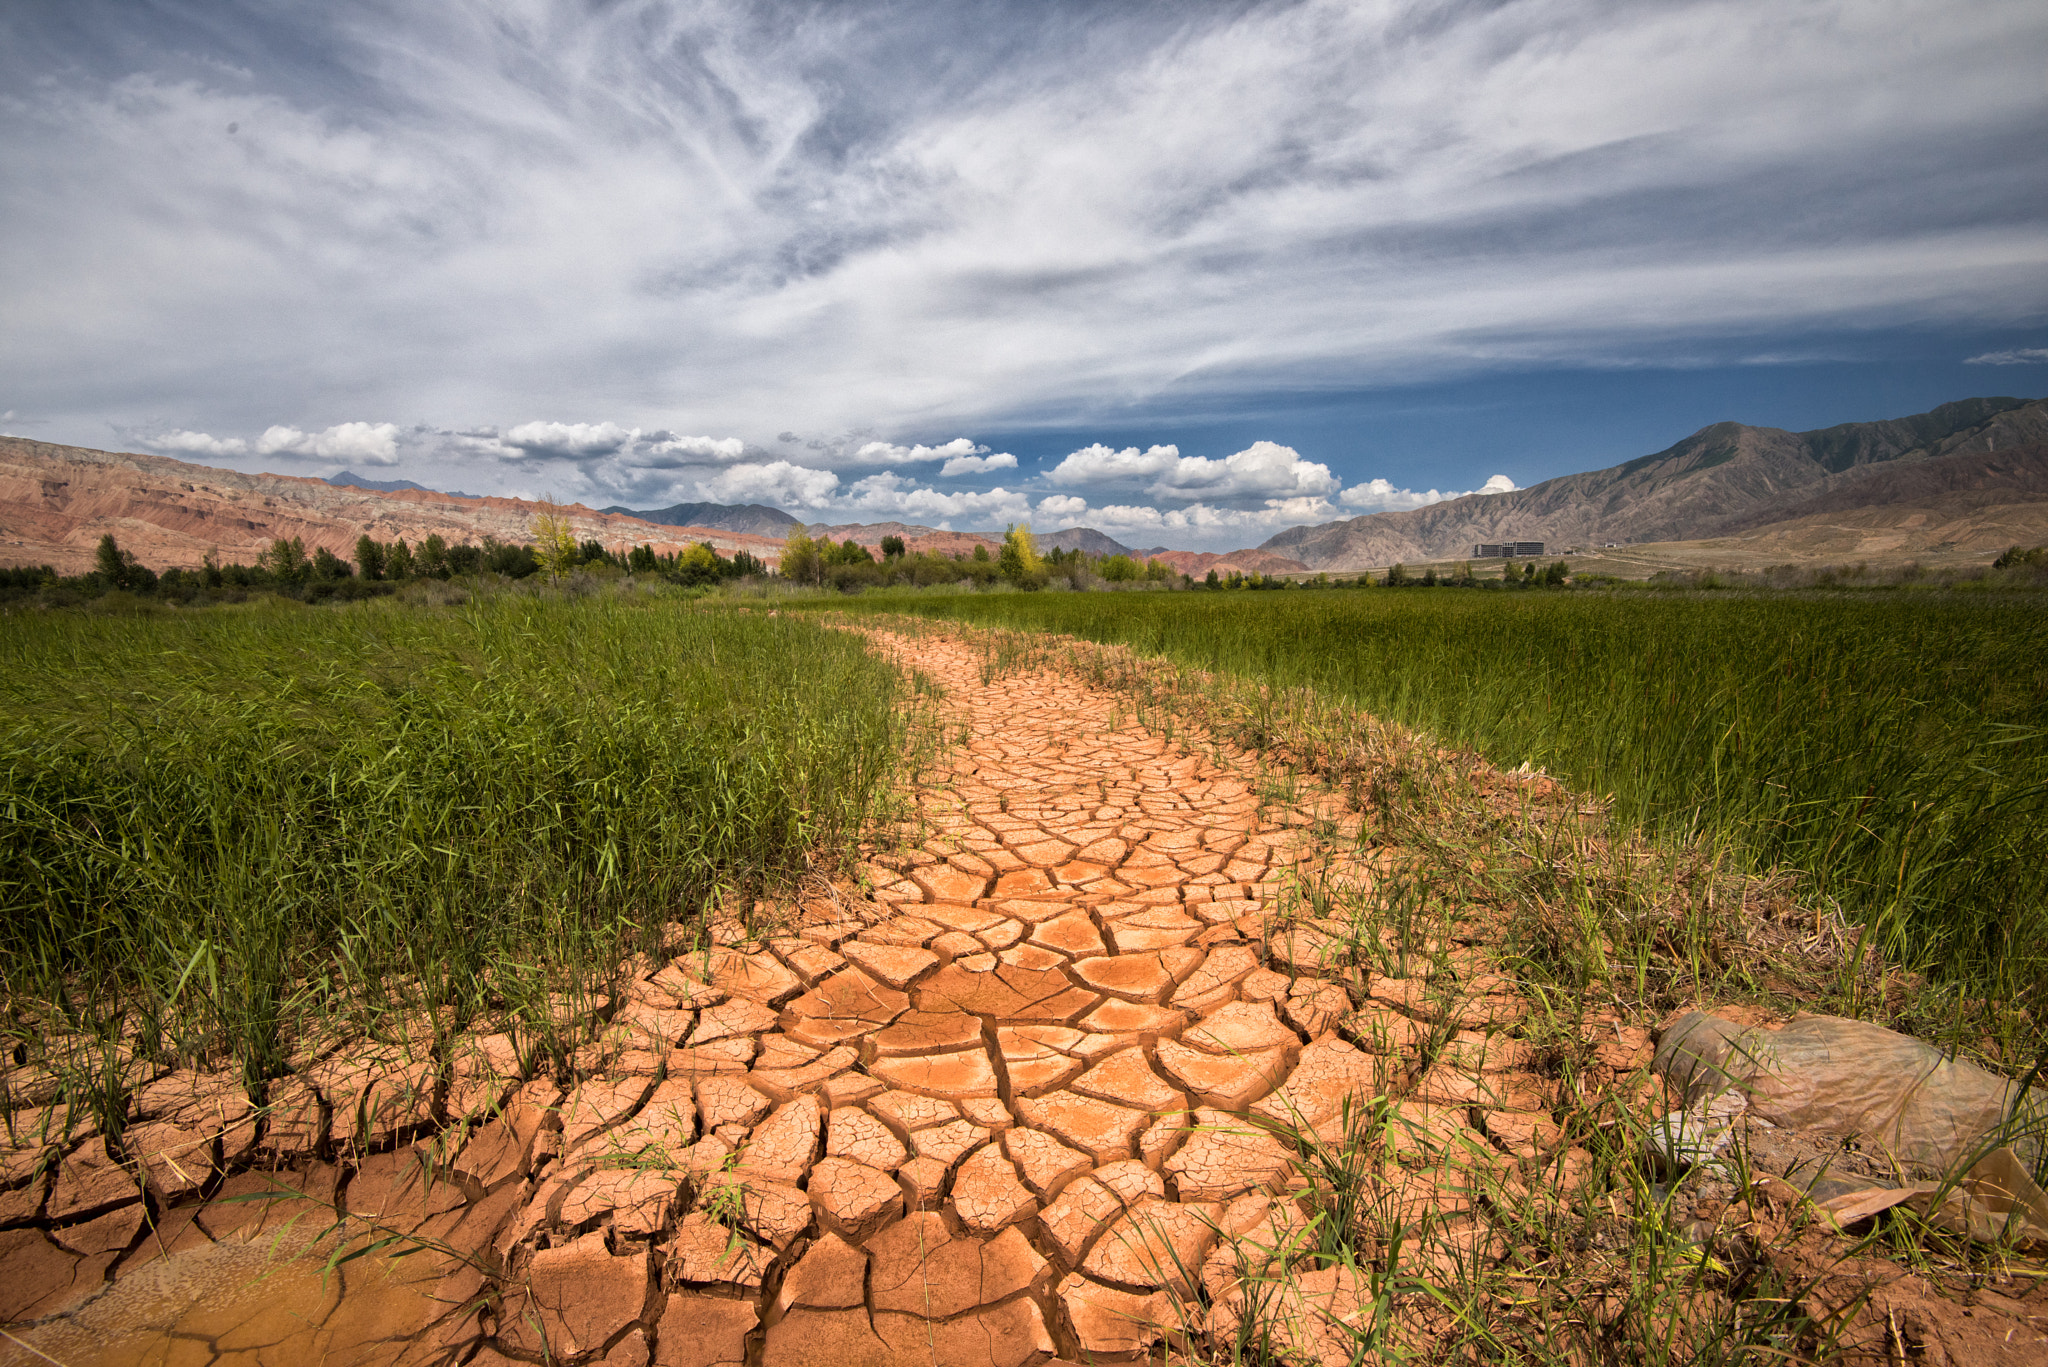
327 470 482 498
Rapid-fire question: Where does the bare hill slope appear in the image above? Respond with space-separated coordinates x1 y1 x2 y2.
1261 396 2048 570
0 438 783 574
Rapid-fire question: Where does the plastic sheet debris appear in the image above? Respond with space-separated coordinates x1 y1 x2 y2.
1652 1011 2048 1249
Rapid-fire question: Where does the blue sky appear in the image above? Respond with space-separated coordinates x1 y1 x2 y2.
2 0 2044 549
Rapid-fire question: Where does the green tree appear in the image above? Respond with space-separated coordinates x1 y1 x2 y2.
354 534 385 580
1099 553 1139 582
1386 562 1409 587
1543 560 1570 587
880 535 907 559
417 534 449 578
263 536 310 582
628 544 658 573
385 538 414 580
781 526 820 584
92 533 156 591
971 543 991 564
312 546 353 580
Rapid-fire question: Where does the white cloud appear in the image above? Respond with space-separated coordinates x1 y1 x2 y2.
255 421 403 465
695 461 842 508
1080 496 1343 539
640 433 748 464
849 438 984 467
1338 473 1520 511
1965 347 2048 364
1046 444 1182 485
832 472 1033 525
939 451 1017 477
148 429 249 457
1048 440 1338 503
1035 494 1090 521
499 421 638 459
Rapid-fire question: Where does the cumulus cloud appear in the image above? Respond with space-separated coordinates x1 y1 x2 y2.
1034 494 1090 521
256 421 402 465
1965 347 2048 364
498 421 637 460
939 451 1017 477
1046 444 1182 486
640 432 749 464
833 472 1033 526
1048 440 1338 504
148 429 250 458
850 438 984 467
1338 474 1520 512
145 421 403 464
694 461 842 509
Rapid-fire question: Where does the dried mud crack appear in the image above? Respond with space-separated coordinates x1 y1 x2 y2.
17 624 2035 1366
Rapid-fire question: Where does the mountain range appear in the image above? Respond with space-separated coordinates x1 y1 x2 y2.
6 395 2044 577
1261 395 2048 569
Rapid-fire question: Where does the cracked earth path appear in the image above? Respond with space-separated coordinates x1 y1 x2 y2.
3 624 1596 1367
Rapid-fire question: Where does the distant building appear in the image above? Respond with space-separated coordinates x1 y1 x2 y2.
1474 541 1545 558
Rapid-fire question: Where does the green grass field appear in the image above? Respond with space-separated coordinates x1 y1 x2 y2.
0 590 906 1102
823 587 2048 991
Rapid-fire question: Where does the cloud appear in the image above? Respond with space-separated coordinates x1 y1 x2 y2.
636 432 750 466
695 461 842 509
1046 444 1183 485
1034 494 1090 521
849 438 984 467
1338 474 1520 511
498 421 637 460
7 0 2044 504
1965 347 2048 364
939 451 1017 476
256 421 402 465
1049 440 1338 503
831 472 1033 526
148 429 250 458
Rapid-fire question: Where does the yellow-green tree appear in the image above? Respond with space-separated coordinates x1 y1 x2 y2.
530 500 579 578
781 525 820 584
997 524 1043 587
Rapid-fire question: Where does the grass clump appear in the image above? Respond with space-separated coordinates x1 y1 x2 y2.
820 589 2048 997
0 591 905 1109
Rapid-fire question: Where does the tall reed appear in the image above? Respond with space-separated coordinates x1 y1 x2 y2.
0 592 903 1091
826 589 2048 991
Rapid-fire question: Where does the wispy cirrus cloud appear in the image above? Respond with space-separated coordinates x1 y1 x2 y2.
1965 347 2048 364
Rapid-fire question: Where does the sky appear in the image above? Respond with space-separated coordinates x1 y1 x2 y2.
2 0 2045 550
